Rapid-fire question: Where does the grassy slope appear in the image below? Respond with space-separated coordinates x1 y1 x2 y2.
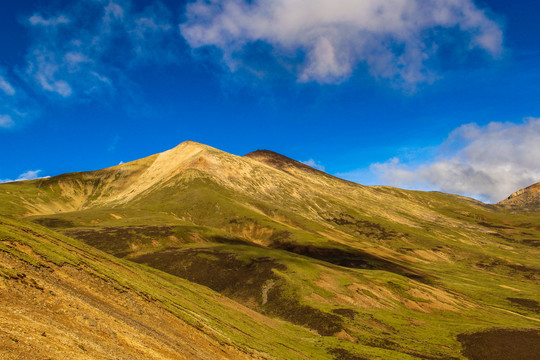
1 141 539 359
2 216 402 360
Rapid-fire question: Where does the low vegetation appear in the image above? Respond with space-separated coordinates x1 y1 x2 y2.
1 141 539 359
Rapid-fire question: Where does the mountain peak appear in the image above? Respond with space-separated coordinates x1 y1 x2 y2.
171 140 213 152
506 182 540 199
157 140 225 165
101 141 221 205
498 182 540 211
244 149 326 175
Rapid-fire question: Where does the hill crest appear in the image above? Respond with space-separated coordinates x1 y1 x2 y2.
498 182 540 211
245 150 325 174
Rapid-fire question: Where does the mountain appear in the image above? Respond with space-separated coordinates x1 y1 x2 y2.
1 141 539 360
499 182 540 211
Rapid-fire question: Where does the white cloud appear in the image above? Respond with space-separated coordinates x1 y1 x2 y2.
0 170 48 183
0 115 15 128
301 159 325 171
30 48 73 97
24 1 176 98
16 170 45 181
369 118 540 203
180 0 503 86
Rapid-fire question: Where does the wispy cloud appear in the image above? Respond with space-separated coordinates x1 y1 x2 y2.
367 118 540 203
0 72 16 96
0 115 15 128
0 170 48 183
301 159 325 171
29 14 70 27
23 0 177 99
181 0 503 86
108 135 120 152
0 0 179 128
0 67 34 129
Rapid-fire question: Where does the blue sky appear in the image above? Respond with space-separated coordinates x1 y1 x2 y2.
1 0 539 203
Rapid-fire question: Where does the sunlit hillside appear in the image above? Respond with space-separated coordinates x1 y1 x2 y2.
1 142 539 360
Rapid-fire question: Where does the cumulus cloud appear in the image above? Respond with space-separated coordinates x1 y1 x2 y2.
369 118 540 203
180 0 503 85
302 159 325 171
24 0 176 98
0 170 48 183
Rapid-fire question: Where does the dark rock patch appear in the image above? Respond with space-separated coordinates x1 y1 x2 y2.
272 242 431 283
63 225 176 255
522 239 540 247
31 218 75 228
457 328 540 360
329 348 369 360
475 258 540 280
322 213 401 241
332 308 358 320
132 248 343 336
507 297 540 314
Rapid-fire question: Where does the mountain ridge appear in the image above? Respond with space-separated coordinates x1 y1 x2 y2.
1 141 539 359
6 140 534 211
499 182 540 211
245 149 334 177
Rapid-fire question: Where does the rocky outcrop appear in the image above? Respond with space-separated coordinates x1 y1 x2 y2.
499 182 540 211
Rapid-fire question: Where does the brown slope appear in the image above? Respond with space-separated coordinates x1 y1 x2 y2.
244 149 359 186
498 182 540 211
0 252 247 360
0 217 257 360
4 141 220 215
245 150 329 176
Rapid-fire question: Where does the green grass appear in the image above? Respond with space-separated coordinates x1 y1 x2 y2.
1 147 539 359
